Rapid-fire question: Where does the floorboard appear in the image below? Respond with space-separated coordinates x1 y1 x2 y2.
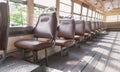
41 31 120 72
2 31 120 72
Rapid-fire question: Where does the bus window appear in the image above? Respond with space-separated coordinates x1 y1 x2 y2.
73 3 81 20
59 0 72 19
9 0 27 27
34 0 56 25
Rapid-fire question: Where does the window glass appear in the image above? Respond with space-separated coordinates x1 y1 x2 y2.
73 3 81 14
81 16 86 21
74 15 80 20
98 13 100 19
92 11 95 18
106 15 118 22
82 6 87 16
34 0 56 8
92 18 95 21
9 1 27 27
88 9 92 17
0 0 6 2
59 12 71 17
60 3 71 13
59 0 72 18
60 0 71 6
34 0 56 25
95 12 98 19
87 17 91 21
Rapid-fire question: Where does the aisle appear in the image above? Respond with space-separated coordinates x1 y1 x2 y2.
42 32 120 72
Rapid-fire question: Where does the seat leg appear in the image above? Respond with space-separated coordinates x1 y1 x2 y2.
45 48 48 66
60 47 69 56
32 51 38 63
22 49 25 59
0 50 7 64
60 47 63 56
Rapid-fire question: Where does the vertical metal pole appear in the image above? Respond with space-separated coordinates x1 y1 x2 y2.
22 49 25 59
32 51 38 63
60 46 63 56
45 48 48 66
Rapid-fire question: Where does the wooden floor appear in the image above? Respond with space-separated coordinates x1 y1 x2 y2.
38 31 120 72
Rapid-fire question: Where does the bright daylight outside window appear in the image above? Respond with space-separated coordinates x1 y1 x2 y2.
106 15 118 22
73 3 81 20
87 9 92 21
59 0 72 19
34 0 56 25
81 6 88 20
92 11 95 21
9 1 27 27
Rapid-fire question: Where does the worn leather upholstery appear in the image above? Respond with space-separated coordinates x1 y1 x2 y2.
91 21 96 31
75 20 85 36
91 21 96 35
95 22 100 32
15 12 57 51
15 39 53 51
99 21 102 31
56 19 75 47
74 20 85 41
34 13 57 40
84 21 92 39
0 3 9 50
58 19 75 39
55 39 74 47
85 21 91 33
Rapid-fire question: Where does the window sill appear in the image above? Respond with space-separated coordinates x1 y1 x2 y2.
9 26 34 37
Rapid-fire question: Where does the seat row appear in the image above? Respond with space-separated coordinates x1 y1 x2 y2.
14 12 105 66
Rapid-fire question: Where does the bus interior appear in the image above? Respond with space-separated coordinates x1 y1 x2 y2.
0 0 120 72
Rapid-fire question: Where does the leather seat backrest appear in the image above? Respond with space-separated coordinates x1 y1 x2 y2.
95 22 98 29
94 22 96 30
58 19 75 39
0 3 9 50
91 21 95 31
34 12 57 41
98 21 100 29
100 21 102 28
98 21 101 29
85 21 91 33
75 20 85 36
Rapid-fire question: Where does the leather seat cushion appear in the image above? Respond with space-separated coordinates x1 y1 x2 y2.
14 39 53 51
84 33 91 37
96 30 100 33
91 31 96 35
84 33 90 36
74 35 81 40
55 39 74 47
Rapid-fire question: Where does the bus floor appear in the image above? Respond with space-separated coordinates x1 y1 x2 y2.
1 31 120 72
38 31 120 72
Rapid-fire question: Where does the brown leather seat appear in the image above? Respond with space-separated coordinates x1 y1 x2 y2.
0 3 9 63
15 39 53 51
74 35 81 41
95 22 100 33
84 21 92 40
99 21 103 31
14 12 57 65
97 21 101 31
55 39 74 47
101 22 105 31
75 20 85 41
55 19 75 56
91 21 97 36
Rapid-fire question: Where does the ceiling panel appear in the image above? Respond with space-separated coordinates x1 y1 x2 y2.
84 0 120 13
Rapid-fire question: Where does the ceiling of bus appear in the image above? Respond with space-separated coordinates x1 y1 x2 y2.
81 0 120 15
